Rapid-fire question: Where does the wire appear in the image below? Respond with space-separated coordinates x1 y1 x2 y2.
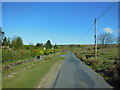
79 23 94 43
97 2 118 21
79 1 118 44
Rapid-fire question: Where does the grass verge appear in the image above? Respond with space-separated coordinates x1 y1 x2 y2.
2 54 65 88
70 46 120 88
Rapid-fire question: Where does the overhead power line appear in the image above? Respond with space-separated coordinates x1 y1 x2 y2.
80 2 118 44
80 23 94 42
97 2 118 21
94 2 117 59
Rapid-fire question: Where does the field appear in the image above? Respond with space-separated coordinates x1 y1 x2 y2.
2 52 65 88
70 44 120 88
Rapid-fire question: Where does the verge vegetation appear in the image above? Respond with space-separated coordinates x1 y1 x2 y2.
70 44 120 88
2 52 65 88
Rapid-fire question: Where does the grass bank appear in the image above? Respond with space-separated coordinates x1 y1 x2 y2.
2 53 65 88
70 45 120 88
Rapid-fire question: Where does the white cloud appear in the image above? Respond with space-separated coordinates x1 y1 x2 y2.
104 27 113 33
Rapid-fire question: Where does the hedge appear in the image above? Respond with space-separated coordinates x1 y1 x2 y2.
2 49 33 62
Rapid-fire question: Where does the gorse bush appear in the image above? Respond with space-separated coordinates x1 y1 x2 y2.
32 49 44 56
2 49 32 61
44 49 55 55
33 49 40 56
32 49 55 56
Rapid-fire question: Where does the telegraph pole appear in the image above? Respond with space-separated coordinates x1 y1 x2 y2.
94 18 97 59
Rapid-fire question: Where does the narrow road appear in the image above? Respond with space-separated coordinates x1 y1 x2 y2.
52 52 112 88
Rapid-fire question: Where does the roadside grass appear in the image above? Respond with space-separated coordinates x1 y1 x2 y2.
70 45 120 87
2 53 65 88
43 51 66 60
2 57 34 64
0 48 2 89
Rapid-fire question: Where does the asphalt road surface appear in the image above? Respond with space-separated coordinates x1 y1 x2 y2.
52 52 112 88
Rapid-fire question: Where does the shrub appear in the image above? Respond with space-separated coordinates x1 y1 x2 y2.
87 48 91 51
2 49 32 62
106 66 117 77
44 49 54 55
33 49 40 56
90 58 98 66
32 49 44 56
114 61 120 77
83 59 91 65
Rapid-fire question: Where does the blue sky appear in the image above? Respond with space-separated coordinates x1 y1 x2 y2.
0 2 2 26
2 2 118 45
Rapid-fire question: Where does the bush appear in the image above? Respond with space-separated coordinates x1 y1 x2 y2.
33 49 39 56
2 49 32 62
32 49 44 56
90 58 98 66
105 66 117 77
32 49 55 56
83 59 91 65
44 49 55 55
87 48 91 51
114 61 120 77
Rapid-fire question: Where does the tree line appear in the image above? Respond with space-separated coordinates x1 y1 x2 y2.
0 27 58 50
2 36 58 50
1 27 59 62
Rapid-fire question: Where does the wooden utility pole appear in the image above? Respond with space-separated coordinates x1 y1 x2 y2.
94 18 97 59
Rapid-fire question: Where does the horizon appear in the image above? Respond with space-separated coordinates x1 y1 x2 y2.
23 43 118 46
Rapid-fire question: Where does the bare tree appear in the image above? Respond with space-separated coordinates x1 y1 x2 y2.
97 33 115 54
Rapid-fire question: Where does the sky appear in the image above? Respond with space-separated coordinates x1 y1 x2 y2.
0 2 2 27
2 2 118 45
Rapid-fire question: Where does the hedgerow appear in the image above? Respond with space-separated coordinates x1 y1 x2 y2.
2 49 32 62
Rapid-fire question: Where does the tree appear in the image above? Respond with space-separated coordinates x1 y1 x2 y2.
0 27 5 45
0 27 4 38
46 40 52 49
35 43 43 49
97 33 115 53
54 44 58 49
7 37 11 47
11 36 23 49
2 37 8 46
2 37 11 47
23 45 29 50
